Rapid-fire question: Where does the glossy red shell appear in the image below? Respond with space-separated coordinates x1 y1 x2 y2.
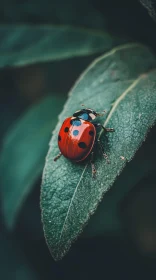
58 117 96 162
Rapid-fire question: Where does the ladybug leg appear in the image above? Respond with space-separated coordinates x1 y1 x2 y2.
104 127 114 132
54 152 62 162
97 139 110 164
94 123 114 132
90 151 96 178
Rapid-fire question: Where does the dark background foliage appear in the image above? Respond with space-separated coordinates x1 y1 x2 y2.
0 0 156 279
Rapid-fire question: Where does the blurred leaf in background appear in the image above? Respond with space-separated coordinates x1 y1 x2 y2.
0 95 66 229
0 25 125 68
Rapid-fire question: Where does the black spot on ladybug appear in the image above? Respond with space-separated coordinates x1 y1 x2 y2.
78 142 87 149
70 119 81 126
64 127 69 132
73 130 79 136
89 130 94 136
58 135 61 141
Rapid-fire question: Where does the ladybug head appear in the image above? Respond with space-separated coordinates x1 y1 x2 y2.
73 108 99 121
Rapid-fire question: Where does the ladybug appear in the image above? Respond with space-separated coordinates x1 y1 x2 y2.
54 108 114 177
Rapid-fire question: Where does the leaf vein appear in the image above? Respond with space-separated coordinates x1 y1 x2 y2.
98 75 144 139
59 163 88 242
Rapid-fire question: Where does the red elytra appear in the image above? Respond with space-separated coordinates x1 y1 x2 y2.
58 117 96 162
54 108 114 177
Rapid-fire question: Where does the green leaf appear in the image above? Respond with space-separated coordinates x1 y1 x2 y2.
0 234 37 280
40 43 156 260
0 95 66 229
0 25 125 68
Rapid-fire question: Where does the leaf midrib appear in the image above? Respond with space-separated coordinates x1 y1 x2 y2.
100 75 145 137
59 164 88 242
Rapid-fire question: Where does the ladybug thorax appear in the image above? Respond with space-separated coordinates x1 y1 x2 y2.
78 112 90 121
73 108 97 121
